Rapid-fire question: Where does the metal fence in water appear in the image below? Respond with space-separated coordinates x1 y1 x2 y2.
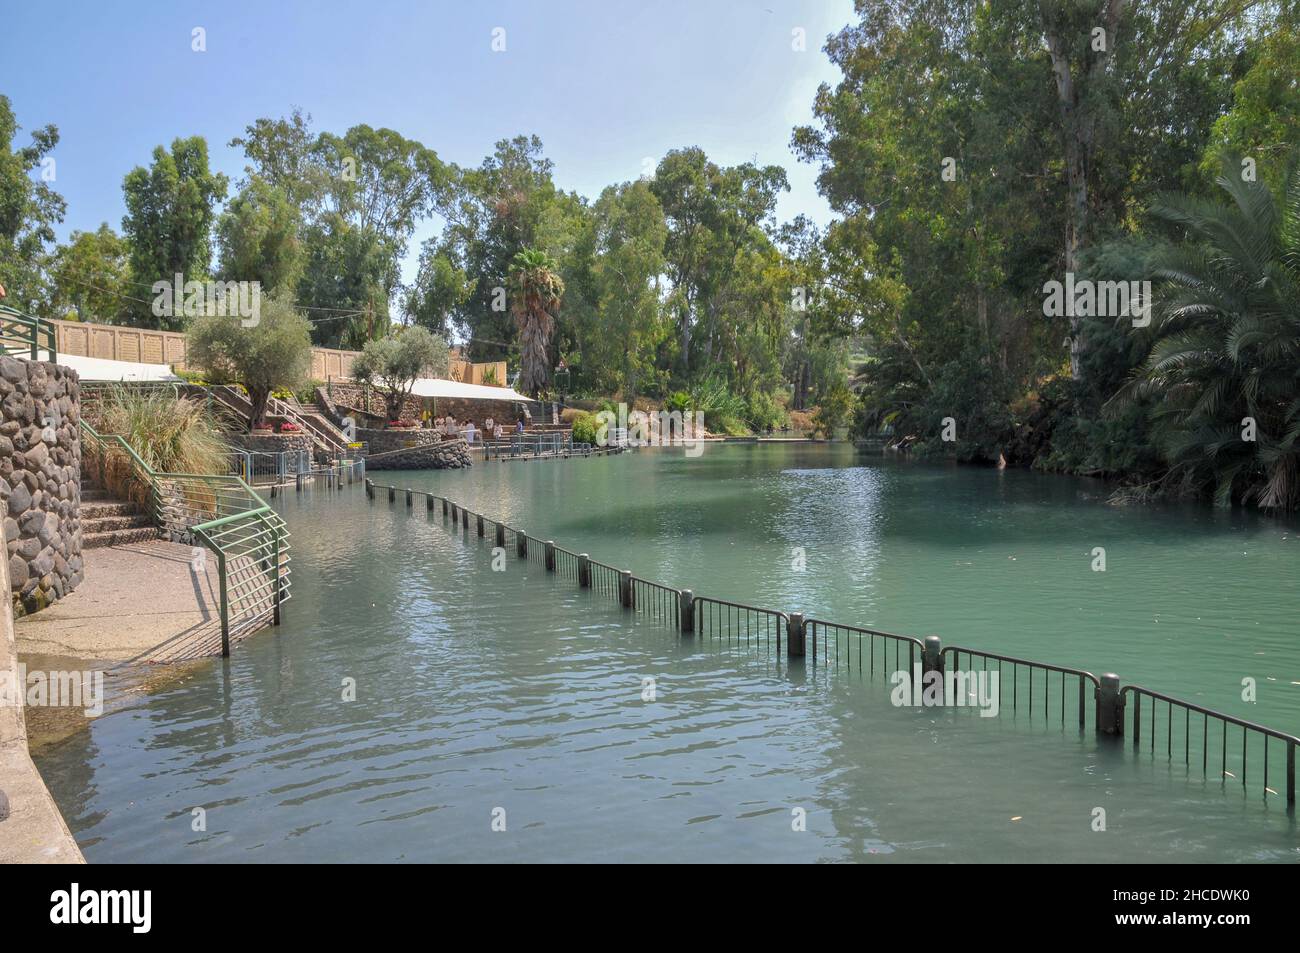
366 479 1300 810
808 618 922 678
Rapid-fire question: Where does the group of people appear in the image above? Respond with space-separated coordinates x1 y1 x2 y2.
430 412 523 444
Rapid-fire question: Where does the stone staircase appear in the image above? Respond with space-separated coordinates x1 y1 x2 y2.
80 479 158 549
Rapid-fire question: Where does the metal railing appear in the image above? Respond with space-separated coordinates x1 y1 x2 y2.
0 304 57 361
694 596 786 654
81 420 290 655
482 431 584 459
366 479 1299 812
809 619 923 679
1120 685 1297 804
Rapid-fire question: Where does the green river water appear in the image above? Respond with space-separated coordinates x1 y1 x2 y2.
32 444 1300 862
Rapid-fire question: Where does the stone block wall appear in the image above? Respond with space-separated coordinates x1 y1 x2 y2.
358 428 471 470
0 357 82 615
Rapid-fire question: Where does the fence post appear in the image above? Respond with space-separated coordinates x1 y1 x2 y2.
1288 743 1295 807
442 498 448 518
517 532 528 558
922 635 943 677
217 550 230 658
619 570 633 609
426 494 434 513
679 589 694 633
578 553 591 587
405 488 412 507
449 502 457 521
496 523 506 549
297 471 304 493
461 507 469 529
477 514 485 537
544 540 555 571
271 531 282 626
786 612 806 658
1096 673 1124 736
387 485 395 503
365 478 373 500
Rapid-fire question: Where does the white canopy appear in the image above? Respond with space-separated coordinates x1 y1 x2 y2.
37 351 182 383
407 377 530 402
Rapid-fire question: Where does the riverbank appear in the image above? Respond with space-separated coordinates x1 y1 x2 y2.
0 507 84 863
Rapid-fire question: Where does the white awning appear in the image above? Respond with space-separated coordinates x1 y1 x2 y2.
407 377 530 402
32 350 182 382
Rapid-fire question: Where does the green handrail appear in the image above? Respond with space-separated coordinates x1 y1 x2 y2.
0 304 57 361
80 418 289 655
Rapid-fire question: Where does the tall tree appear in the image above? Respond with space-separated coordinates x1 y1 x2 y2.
216 176 305 294
46 224 131 323
121 136 228 329
0 95 64 314
509 248 564 397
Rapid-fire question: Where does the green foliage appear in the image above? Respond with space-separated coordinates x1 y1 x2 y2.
1110 155 1300 509
811 381 852 439
186 293 313 430
216 176 304 294
509 247 564 397
45 224 130 323
351 325 449 423
0 95 64 313
571 411 600 445
121 136 228 328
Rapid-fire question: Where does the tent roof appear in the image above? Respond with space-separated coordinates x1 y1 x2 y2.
35 351 182 382
407 377 530 402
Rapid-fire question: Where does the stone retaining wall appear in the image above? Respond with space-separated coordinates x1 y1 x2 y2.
359 428 471 470
0 357 81 616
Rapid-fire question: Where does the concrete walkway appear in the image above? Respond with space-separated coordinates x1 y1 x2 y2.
15 540 227 663
1 519 84 863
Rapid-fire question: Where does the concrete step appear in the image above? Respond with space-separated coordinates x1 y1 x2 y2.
82 526 161 549
82 500 139 518
82 513 152 533
79 488 110 502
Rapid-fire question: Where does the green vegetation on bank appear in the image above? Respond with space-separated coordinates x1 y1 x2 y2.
3 1 1299 507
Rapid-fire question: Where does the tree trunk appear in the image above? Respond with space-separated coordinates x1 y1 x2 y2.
248 386 270 432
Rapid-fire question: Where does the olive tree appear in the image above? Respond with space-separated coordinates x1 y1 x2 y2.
351 325 448 425
186 293 313 430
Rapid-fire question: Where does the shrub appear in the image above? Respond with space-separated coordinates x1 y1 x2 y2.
90 387 229 504
571 411 600 445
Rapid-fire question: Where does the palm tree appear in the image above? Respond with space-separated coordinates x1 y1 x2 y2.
1112 155 1300 509
509 248 564 398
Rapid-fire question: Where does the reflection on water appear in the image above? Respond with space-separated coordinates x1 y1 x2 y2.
31 445 1300 862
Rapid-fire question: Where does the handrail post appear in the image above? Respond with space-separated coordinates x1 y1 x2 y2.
517 532 528 558
405 488 412 507
544 540 555 571
271 530 282 625
922 636 943 700
578 553 591 588
1097 674 1124 736
679 589 694 634
477 514 485 537
619 570 633 609
426 494 434 513
461 507 469 529
217 549 230 657
787 612 806 658
365 478 373 500
496 523 506 548
442 498 448 518
387 485 395 503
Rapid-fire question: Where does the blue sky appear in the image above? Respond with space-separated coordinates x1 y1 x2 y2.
5 0 854 287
